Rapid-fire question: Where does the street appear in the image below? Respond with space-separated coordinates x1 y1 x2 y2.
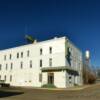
0 84 100 100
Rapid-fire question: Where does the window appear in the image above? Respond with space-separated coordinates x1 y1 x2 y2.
27 50 30 57
49 58 52 66
0 64 2 70
39 73 42 82
49 47 52 54
11 63 13 70
30 60 32 68
4 55 6 60
17 53 19 58
40 59 42 67
10 54 12 60
21 52 23 58
40 48 42 55
20 62 23 69
79 63 81 70
4 75 6 81
10 75 12 82
6 64 8 70
69 76 72 83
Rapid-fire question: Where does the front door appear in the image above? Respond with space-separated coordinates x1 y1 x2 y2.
48 73 54 84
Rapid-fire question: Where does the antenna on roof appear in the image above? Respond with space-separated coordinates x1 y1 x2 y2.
25 35 35 43
24 24 37 44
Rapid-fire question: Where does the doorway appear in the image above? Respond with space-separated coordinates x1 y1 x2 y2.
48 73 54 84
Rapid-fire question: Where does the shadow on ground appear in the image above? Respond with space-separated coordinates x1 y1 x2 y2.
0 91 24 98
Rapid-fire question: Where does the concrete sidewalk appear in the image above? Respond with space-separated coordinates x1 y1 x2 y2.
31 83 100 91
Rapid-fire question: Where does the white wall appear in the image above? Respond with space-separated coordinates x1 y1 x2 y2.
0 37 67 87
0 36 83 87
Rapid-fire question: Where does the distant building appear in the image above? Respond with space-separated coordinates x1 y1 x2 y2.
0 36 83 88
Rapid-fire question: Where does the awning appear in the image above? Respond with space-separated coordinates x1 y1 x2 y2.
41 66 79 75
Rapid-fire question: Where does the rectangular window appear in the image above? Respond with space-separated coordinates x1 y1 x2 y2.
21 62 23 69
49 47 52 54
21 52 23 58
40 59 42 67
11 63 13 70
27 50 30 57
4 75 6 81
39 73 42 82
17 53 19 58
10 75 12 82
4 55 6 60
49 58 52 66
40 48 42 55
10 54 12 60
30 60 32 68
69 76 72 83
0 64 2 70
6 64 8 70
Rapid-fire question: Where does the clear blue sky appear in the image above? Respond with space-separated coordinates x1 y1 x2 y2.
0 0 100 67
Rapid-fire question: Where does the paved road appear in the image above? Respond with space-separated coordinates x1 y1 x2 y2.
0 84 100 100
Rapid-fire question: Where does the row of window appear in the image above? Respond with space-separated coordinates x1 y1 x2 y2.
3 47 52 61
0 74 42 83
0 58 53 70
4 50 30 60
0 60 32 70
40 47 52 55
40 58 52 67
0 75 12 82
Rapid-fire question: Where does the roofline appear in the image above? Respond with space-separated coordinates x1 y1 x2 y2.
0 36 82 53
0 36 66 52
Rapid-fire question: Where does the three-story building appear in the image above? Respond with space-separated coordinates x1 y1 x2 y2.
0 36 83 88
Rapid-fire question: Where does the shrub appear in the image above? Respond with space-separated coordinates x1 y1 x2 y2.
88 73 96 84
41 84 56 88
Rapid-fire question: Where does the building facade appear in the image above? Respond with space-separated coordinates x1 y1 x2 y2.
0 36 83 88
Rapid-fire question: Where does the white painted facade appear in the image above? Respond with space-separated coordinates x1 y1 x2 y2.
0 36 83 88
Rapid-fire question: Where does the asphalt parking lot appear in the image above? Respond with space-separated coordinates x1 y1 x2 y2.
0 84 100 100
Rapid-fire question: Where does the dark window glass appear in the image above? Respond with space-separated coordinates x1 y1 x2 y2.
10 75 12 82
39 73 42 82
40 60 42 67
10 54 12 60
27 50 30 57
4 75 6 81
11 63 13 70
21 52 23 58
21 62 23 69
0 64 2 70
30 60 32 68
49 47 52 54
4 55 6 60
17 53 19 58
40 48 42 55
6 64 8 70
49 58 52 66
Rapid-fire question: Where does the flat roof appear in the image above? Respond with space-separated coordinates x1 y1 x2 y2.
0 36 81 53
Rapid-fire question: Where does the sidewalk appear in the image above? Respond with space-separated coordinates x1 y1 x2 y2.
32 83 100 91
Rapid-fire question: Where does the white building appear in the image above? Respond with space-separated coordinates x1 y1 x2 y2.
0 36 83 88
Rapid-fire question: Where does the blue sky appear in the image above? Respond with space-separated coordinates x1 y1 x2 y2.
0 0 100 67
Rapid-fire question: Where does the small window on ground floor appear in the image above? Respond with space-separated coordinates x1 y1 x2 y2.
39 73 42 82
10 75 12 82
4 75 6 81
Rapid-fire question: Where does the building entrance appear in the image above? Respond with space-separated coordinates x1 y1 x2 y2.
48 73 54 84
